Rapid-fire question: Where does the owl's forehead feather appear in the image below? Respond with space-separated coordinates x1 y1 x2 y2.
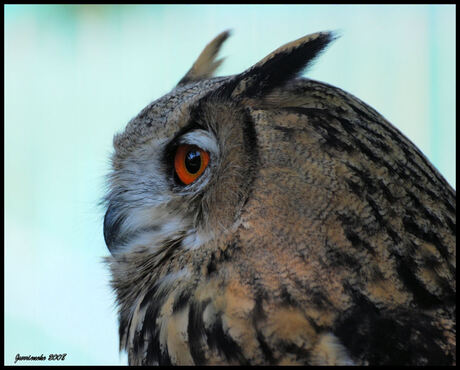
113 76 231 156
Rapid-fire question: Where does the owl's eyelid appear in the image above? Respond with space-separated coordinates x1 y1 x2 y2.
177 129 219 157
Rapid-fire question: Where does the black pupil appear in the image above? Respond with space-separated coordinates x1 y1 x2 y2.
185 149 202 174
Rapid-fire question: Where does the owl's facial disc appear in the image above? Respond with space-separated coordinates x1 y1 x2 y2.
104 126 221 256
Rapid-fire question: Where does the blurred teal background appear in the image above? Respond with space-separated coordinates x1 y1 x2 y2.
4 4 455 366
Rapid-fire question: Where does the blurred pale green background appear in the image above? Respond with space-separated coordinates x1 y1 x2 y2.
4 4 455 366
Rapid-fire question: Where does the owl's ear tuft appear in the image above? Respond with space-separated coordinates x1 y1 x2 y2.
177 30 232 86
216 31 338 99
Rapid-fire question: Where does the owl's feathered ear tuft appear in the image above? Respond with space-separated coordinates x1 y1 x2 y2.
177 30 232 86
215 31 338 99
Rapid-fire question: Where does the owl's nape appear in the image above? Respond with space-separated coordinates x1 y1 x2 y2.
104 31 456 365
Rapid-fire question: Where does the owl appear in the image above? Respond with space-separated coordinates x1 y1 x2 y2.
103 31 456 365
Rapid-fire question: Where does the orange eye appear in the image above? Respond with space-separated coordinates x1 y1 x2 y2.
174 144 210 185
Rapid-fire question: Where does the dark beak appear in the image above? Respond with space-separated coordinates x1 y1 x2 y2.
103 203 124 255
